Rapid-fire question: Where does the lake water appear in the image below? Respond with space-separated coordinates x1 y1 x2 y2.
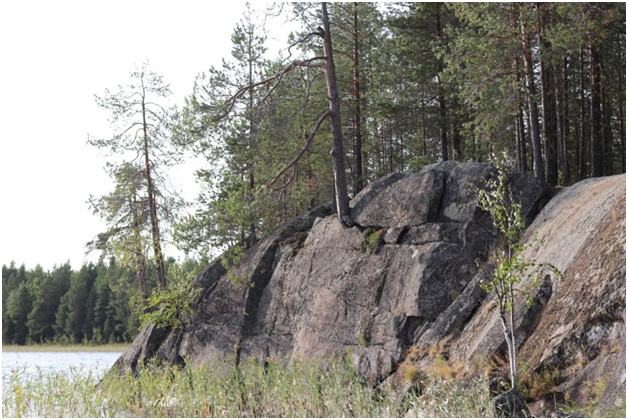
2 352 121 380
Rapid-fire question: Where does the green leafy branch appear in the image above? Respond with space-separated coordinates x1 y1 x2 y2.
141 265 201 332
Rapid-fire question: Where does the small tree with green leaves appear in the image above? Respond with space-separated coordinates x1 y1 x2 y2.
476 162 560 392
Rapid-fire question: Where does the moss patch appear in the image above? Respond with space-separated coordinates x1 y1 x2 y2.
361 227 385 255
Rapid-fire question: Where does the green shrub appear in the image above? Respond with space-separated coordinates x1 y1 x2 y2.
220 243 249 287
141 265 201 331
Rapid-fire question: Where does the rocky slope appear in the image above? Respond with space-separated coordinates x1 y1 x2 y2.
114 162 625 415
406 173 626 416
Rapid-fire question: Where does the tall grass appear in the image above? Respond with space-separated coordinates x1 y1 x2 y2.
3 357 494 417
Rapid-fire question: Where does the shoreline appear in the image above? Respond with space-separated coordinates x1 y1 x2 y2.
2 343 129 353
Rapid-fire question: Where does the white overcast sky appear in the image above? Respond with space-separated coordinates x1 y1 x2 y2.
0 1 296 270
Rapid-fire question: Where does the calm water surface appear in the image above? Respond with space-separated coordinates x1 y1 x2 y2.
2 352 121 379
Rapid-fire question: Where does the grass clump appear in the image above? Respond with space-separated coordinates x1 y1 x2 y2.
518 363 563 401
3 356 496 418
567 375 612 417
407 375 493 418
399 362 425 388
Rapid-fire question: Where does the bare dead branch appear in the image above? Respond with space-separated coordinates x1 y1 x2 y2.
271 165 298 192
332 48 354 61
260 57 326 104
266 111 331 188
285 31 324 63
215 58 327 122
261 3 285 33
331 21 354 37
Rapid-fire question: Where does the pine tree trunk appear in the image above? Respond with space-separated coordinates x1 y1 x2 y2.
515 66 528 173
376 119 383 177
436 6 448 162
512 5 528 173
322 2 352 226
603 96 614 176
517 110 528 173
537 5 558 186
352 2 364 194
452 122 462 161
578 45 588 181
560 56 571 185
525 110 533 170
601 62 613 176
141 89 166 289
515 65 528 172
590 42 603 178
519 4 545 182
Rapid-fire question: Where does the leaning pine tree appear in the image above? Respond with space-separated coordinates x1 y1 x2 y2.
88 62 182 293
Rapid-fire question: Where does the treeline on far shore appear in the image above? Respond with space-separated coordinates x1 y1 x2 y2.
2 258 204 345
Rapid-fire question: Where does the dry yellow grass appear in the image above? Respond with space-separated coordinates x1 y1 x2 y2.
398 362 424 386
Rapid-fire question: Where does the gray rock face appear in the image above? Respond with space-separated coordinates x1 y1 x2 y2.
416 267 491 348
115 162 544 383
594 332 626 417
350 169 445 227
115 202 333 369
113 324 171 372
407 174 625 417
115 164 625 414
